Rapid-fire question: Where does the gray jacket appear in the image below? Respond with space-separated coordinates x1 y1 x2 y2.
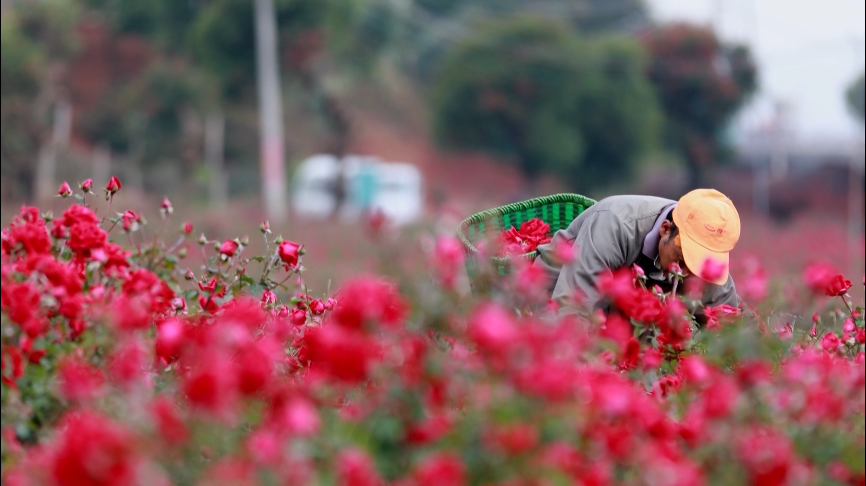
534 195 739 313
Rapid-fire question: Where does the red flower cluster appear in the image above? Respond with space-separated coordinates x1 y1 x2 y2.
499 218 553 256
597 269 694 348
1 190 864 486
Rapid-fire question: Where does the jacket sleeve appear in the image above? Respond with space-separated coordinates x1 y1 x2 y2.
533 229 574 294
703 275 741 308
551 211 630 312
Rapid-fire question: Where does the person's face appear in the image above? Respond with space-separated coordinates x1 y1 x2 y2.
658 221 690 277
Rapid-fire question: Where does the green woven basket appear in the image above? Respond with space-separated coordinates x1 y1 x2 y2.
457 193 596 287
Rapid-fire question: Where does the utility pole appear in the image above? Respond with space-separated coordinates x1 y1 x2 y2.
254 0 287 222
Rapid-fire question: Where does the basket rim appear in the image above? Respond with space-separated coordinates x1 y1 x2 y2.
456 193 596 264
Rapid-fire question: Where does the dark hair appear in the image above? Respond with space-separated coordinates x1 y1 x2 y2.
665 210 679 239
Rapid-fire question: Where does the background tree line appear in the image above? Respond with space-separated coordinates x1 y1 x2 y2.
1 0 860 204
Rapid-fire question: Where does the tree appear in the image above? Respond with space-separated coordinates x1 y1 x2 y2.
846 72 865 123
641 23 757 189
406 0 649 82
188 0 399 216
1 12 44 201
0 1 80 202
429 16 660 191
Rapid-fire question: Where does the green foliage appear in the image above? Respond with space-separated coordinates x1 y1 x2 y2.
642 23 758 186
0 14 43 200
75 62 208 168
12 0 81 62
0 14 44 99
429 16 659 188
188 0 338 99
323 0 402 76
847 72 865 122
408 0 649 81
571 36 661 188
1 3 81 201
81 0 199 53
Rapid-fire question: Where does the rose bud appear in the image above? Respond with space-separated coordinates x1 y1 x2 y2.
160 197 173 217
58 181 73 198
105 176 122 196
219 239 239 258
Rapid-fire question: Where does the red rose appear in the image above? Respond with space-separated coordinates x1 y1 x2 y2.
80 179 93 193
700 257 727 282
51 220 68 239
518 218 550 238
121 210 140 232
67 223 107 255
824 274 852 297
803 262 837 295
51 412 137 486
337 449 382 486
57 181 72 197
329 276 406 330
7 218 51 255
150 397 189 446
278 240 302 267
412 453 466 486
234 339 279 396
155 319 186 362
57 357 105 401
309 299 326 315
289 308 307 326
302 325 380 383
261 289 277 305
105 176 122 195
821 332 841 354
62 205 100 227
181 352 237 414
219 239 239 257
499 218 552 256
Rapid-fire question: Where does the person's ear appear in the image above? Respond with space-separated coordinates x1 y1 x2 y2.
659 220 671 238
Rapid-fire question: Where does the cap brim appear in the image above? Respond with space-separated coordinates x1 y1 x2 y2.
678 231 730 285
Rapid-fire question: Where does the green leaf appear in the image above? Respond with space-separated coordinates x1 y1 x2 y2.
249 283 264 297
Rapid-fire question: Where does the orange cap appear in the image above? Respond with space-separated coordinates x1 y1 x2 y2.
672 189 740 285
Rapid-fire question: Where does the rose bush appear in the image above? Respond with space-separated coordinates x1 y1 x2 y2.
1 179 864 486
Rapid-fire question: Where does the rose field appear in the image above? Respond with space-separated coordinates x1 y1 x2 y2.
1 179 865 486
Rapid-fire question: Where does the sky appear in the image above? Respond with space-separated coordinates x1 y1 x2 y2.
646 0 866 140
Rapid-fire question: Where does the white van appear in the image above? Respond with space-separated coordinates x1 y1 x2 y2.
290 154 424 226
